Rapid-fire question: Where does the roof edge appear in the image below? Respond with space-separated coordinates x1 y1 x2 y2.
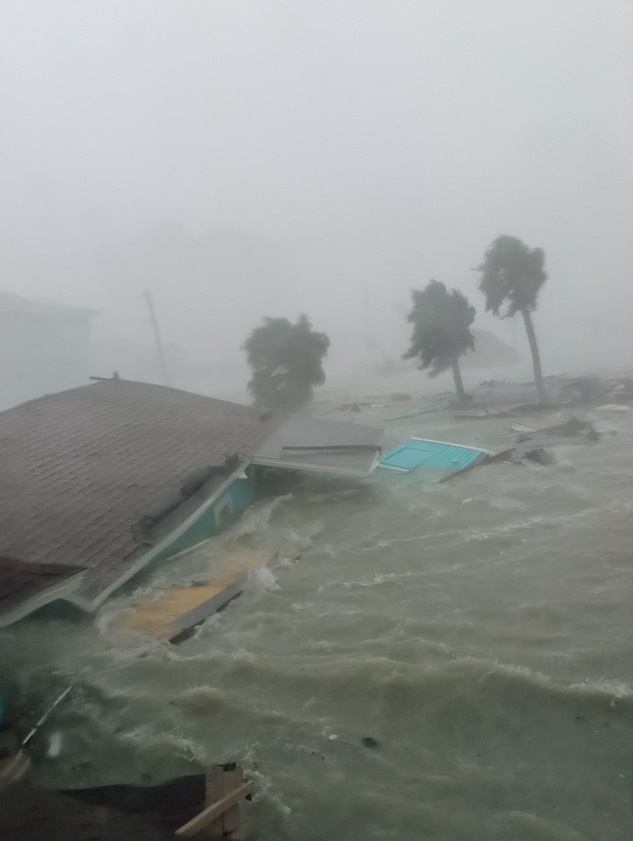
0 377 268 419
80 464 251 612
0 467 246 627
0 568 86 630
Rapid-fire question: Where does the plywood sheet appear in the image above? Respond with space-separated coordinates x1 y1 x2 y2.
123 549 274 641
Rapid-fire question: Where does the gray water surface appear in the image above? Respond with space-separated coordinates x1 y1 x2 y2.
2 404 632 840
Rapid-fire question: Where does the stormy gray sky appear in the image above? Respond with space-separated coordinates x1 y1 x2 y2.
1 0 632 382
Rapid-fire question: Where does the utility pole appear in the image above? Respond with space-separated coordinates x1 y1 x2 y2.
144 289 170 386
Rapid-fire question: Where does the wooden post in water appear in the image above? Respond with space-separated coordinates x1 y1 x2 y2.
175 763 252 838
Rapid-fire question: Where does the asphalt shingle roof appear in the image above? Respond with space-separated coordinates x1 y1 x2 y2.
0 557 82 613
0 380 275 608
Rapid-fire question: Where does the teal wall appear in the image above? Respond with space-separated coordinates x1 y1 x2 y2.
229 475 256 510
152 473 256 564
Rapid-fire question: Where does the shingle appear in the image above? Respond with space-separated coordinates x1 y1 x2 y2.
0 557 82 612
0 380 276 610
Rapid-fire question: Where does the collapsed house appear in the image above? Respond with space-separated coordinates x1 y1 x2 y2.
0 379 383 629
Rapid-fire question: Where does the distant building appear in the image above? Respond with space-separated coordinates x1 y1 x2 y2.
0 290 96 409
461 328 522 370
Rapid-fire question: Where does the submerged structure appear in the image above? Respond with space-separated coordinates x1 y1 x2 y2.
0 379 383 629
378 437 488 473
377 436 515 483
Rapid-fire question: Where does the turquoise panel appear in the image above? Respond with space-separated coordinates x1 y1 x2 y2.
230 476 256 510
152 506 216 562
379 438 484 472
152 474 256 563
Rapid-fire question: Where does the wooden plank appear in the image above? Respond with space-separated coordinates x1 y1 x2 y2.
218 768 243 836
205 771 224 837
453 407 515 420
168 578 245 641
175 781 253 837
204 771 222 808
385 407 439 422
124 574 243 639
122 549 275 641
223 802 241 836
206 767 242 836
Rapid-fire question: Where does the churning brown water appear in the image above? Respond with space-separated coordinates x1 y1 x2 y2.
1 397 632 841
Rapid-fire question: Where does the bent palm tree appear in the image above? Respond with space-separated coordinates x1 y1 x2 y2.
477 235 548 404
402 280 476 403
242 314 330 411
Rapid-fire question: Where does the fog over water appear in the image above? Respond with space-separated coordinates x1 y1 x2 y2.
2 1 632 388
1 3 633 840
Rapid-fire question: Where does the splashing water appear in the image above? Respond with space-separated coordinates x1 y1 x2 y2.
2 405 633 841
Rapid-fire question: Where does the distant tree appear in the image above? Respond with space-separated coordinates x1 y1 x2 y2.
477 235 547 404
243 315 330 411
402 280 476 402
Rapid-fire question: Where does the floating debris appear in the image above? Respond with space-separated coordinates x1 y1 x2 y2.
384 406 439 422
378 437 488 474
454 407 515 420
338 401 372 412
523 448 557 467
437 448 516 483
377 437 515 482
511 416 599 445
122 548 276 644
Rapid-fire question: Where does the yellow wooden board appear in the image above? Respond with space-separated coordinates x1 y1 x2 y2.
123 548 274 641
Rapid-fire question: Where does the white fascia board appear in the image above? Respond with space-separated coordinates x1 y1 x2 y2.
0 568 86 629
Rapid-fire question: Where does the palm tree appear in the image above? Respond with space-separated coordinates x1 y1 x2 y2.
402 280 476 402
477 235 547 404
242 314 330 411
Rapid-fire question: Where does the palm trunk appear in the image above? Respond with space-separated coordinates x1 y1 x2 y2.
521 307 546 404
451 359 467 403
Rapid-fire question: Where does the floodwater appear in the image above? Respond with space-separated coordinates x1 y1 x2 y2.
1 393 632 840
